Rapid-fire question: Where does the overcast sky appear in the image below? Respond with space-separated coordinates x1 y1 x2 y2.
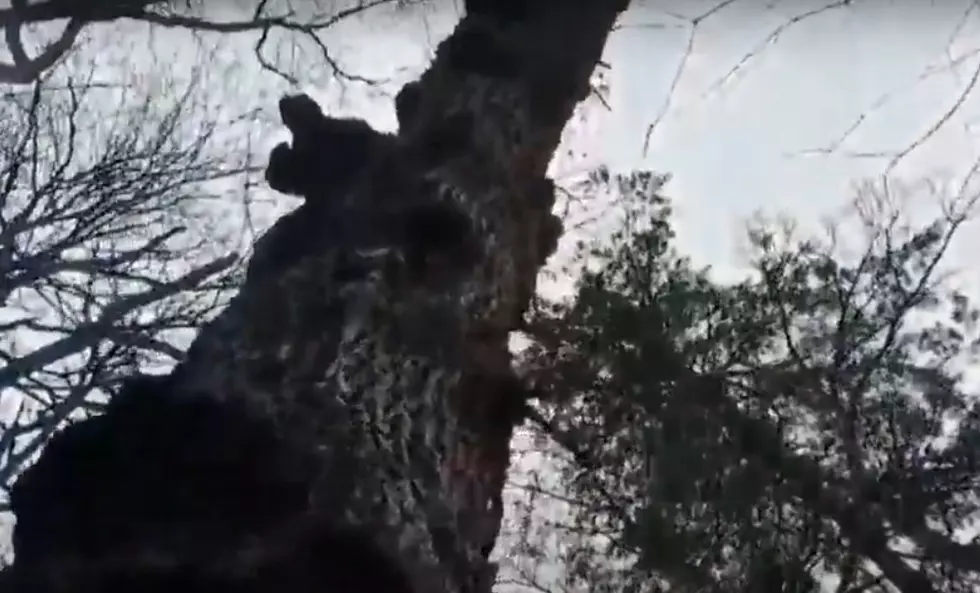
611 1 980 286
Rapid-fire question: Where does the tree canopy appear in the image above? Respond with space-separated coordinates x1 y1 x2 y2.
511 170 980 593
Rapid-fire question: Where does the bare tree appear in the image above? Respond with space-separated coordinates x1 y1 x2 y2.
0 0 423 85
0 69 254 534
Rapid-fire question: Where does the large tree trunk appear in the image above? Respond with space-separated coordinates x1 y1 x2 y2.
4 3 628 593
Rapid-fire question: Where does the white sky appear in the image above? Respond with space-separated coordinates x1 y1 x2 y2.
610 1 980 288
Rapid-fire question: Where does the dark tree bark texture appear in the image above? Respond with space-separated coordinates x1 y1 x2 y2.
3 2 629 592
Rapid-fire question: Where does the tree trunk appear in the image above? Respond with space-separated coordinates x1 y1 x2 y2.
11 4 626 593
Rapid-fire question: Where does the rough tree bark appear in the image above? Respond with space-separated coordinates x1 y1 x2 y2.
3 2 629 592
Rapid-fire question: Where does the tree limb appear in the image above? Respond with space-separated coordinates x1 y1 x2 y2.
0 0 398 84
0 256 234 390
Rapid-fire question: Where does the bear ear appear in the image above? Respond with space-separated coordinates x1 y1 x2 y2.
278 94 324 134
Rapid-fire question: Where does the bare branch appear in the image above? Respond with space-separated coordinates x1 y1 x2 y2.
0 0 402 84
0 68 256 514
883 59 980 174
0 5 84 84
700 0 853 103
0 255 234 391
640 0 740 156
